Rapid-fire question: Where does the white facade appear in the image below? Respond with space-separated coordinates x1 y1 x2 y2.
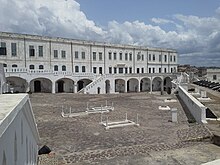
0 63 6 94
0 32 178 94
0 94 40 165
206 69 220 82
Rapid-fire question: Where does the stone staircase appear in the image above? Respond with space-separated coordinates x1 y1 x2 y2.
78 75 107 94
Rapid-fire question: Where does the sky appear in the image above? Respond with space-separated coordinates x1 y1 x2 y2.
0 0 220 67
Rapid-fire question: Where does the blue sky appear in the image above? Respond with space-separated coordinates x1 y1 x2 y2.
77 0 220 26
0 0 220 66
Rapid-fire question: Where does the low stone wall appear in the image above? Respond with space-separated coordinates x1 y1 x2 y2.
178 85 207 123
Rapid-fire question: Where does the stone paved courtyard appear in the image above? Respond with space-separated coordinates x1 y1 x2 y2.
30 92 219 165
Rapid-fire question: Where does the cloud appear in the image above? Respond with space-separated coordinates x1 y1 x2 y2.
0 0 220 66
151 18 174 24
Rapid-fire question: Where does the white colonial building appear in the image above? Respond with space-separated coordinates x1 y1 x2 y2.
0 32 178 94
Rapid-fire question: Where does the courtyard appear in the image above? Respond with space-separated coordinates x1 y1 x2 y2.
30 92 219 165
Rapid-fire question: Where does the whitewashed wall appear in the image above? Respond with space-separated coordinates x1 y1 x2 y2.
178 85 207 123
0 94 40 165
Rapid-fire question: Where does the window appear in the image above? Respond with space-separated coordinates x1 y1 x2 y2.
164 68 167 73
29 45 35 57
114 52 117 60
170 55 173 62
114 67 117 74
159 68 161 73
141 54 144 61
125 53 128 60
213 75 217 80
119 68 123 74
109 67 112 74
62 65 66 71
108 52 112 60
99 67 102 74
137 68 140 73
82 52 85 59
75 66 79 72
142 68 144 73
12 64 17 67
174 55 176 62
93 67 97 73
39 65 44 69
54 50 58 58
171 68 173 73
164 55 167 62
149 54 151 61
38 46 43 57
129 67 132 73
11 43 17 56
125 67 128 74
82 66 86 72
29 65 34 69
61 50 66 58
129 53 132 61
149 68 151 73
0 42 6 55
54 65 58 71
159 55 162 62
75 51 78 59
93 52 96 61
137 53 141 61
3 63 7 67
119 52 122 60
153 54 155 61
153 68 155 73
99 52 102 61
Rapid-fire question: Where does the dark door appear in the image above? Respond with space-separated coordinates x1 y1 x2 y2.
78 81 84 91
34 81 41 92
58 81 64 92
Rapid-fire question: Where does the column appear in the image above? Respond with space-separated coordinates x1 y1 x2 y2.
150 78 152 94
124 80 127 93
52 81 55 93
74 81 78 93
26 81 30 92
137 80 140 92
160 79 164 95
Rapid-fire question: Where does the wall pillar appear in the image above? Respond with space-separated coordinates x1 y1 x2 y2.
52 81 55 93
74 81 78 93
124 80 127 93
137 80 140 92
150 79 152 94
161 79 164 95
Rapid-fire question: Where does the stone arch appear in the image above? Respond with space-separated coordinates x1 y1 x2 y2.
140 77 151 92
77 79 92 91
127 78 139 92
152 77 162 91
30 77 52 93
115 79 125 93
105 80 110 94
6 76 28 93
55 78 74 93
164 76 172 94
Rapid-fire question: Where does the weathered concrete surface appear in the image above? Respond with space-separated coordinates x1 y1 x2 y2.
31 92 219 165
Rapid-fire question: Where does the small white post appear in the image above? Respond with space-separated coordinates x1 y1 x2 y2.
125 113 128 121
171 108 177 123
136 114 138 124
101 105 103 111
69 107 71 114
87 102 89 109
